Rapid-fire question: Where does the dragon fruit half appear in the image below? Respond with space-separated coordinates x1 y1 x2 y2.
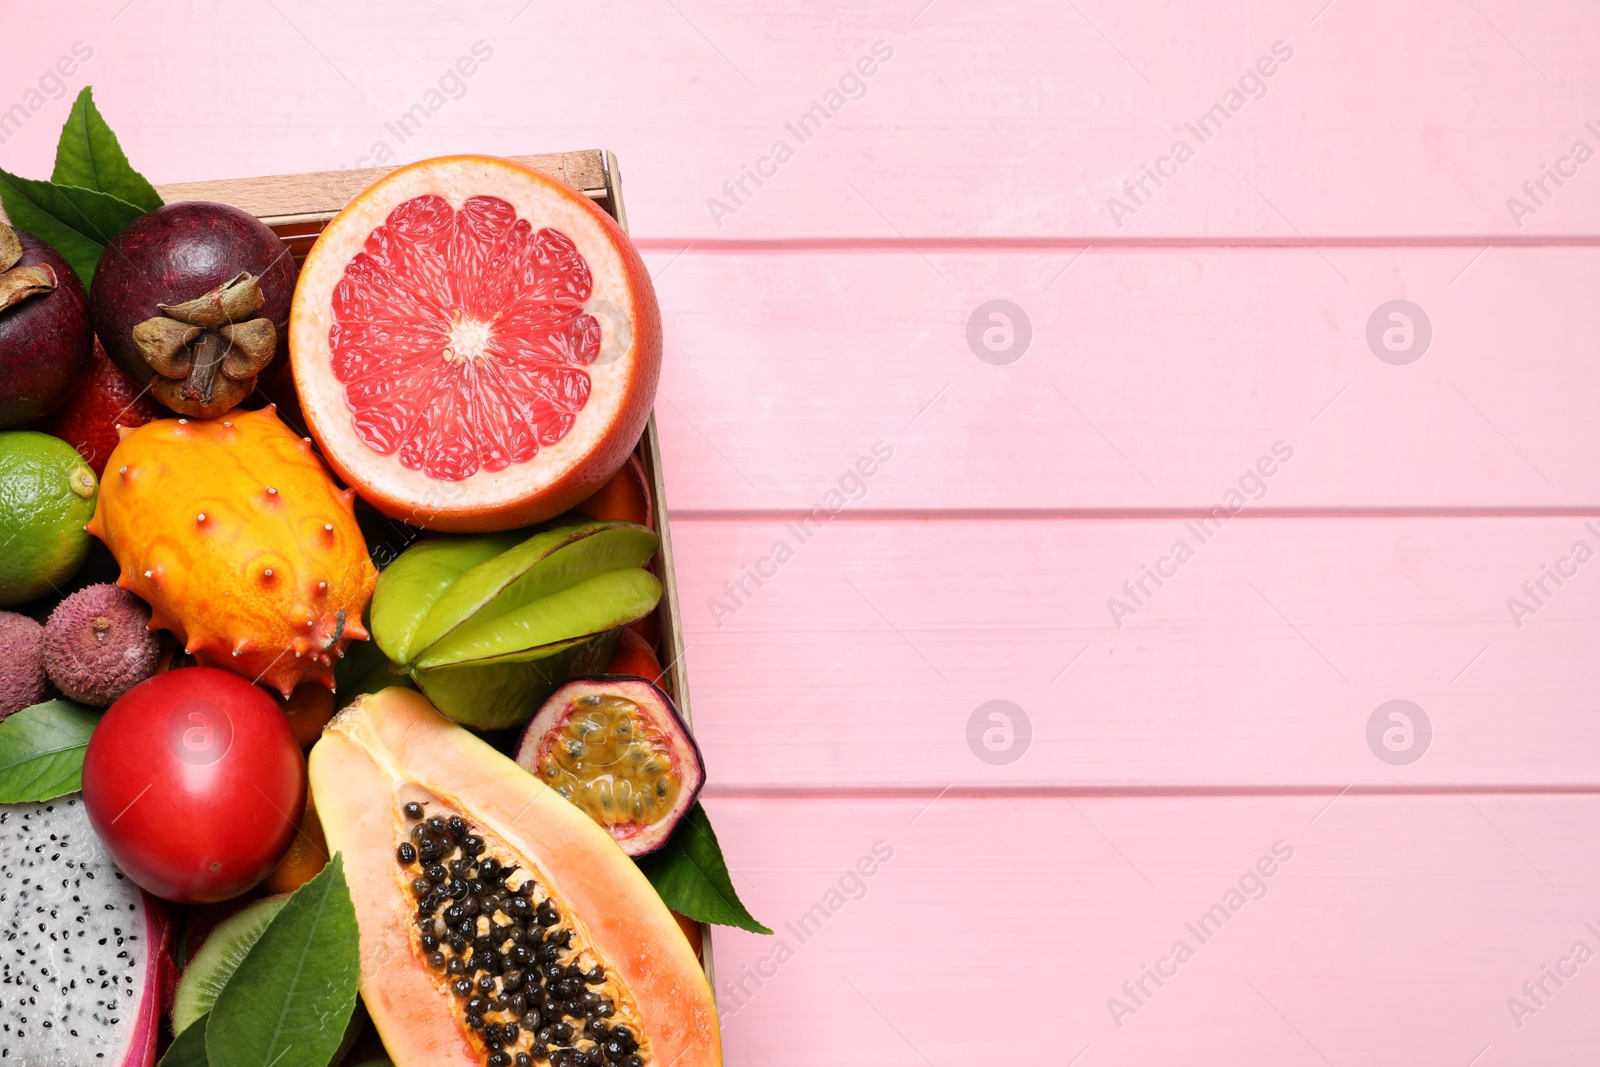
0 797 174 1065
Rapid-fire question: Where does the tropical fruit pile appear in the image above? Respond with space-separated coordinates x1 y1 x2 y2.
0 91 759 1067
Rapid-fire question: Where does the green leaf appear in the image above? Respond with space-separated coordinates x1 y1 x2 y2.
0 700 99 803
0 167 145 287
159 1014 210 1067
172 896 291 1036
52 87 162 211
636 804 772 934
206 854 361 1067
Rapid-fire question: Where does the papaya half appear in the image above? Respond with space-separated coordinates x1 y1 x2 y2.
310 688 719 1067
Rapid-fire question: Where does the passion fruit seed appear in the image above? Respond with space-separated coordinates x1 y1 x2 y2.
538 696 680 830
398 801 645 1067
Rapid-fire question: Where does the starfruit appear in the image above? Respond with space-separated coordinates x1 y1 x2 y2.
370 521 661 728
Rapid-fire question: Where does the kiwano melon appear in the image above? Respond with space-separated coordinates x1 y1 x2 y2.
88 407 379 697
310 688 719 1067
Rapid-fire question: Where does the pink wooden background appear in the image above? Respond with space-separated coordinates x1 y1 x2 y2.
10 2 1600 1062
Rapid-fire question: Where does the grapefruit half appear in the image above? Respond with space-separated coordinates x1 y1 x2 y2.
290 155 661 532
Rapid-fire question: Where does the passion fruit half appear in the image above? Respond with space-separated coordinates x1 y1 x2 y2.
514 677 703 857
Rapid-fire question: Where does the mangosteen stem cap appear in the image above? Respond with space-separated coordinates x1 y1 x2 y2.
0 220 58 314
178 331 226 404
132 317 202 377
135 272 278 418
158 271 265 327
0 221 20 273
217 318 277 379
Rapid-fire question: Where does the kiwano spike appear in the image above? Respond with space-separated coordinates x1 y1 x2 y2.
344 621 370 642
86 408 378 696
115 424 134 440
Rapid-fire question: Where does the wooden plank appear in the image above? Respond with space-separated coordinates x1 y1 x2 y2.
707 793 1600 1065
10 2 1600 239
648 247 1600 511
673 516 1600 788
154 151 610 225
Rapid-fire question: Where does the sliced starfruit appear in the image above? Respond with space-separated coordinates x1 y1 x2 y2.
369 521 661 728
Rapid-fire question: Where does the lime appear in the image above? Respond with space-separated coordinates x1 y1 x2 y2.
0 431 98 605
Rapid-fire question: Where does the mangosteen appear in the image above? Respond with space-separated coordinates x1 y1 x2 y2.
90 202 297 419
42 583 160 707
0 610 46 717
0 221 94 428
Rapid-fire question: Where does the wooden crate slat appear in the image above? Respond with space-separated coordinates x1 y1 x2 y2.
153 150 610 227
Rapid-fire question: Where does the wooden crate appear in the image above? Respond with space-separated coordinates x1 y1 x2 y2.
155 151 717 992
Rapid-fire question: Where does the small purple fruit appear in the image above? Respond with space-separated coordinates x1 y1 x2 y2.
90 202 297 419
43 583 160 707
514 676 705 857
0 221 94 428
0 610 46 717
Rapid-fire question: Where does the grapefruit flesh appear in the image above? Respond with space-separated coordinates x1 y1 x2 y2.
292 156 661 532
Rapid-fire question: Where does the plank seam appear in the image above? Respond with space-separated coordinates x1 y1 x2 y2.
701 785 1600 798
665 507 1600 521
634 236 1600 253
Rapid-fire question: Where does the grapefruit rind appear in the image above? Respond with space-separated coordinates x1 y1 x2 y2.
291 156 661 532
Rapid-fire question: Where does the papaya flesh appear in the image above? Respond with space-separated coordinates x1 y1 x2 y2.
310 688 719 1067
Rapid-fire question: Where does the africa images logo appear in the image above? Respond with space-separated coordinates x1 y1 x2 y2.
706 442 893 628
705 41 895 228
1104 41 1295 229
1105 442 1294 627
